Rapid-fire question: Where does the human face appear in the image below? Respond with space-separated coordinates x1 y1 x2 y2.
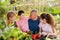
40 18 47 24
9 16 15 22
10 38 14 40
30 12 38 19
19 13 25 19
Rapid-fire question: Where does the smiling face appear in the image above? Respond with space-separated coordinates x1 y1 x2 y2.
30 11 38 20
7 12 15 23
19 13 25 19
40 18 47 24
9 16 15 22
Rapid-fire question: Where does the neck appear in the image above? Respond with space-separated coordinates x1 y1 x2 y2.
19 18 24 20
8 20 14 23
19 17 26 20
43 22 47 24
32 16 38 20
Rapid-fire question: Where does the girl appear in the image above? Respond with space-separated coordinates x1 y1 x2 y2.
6 11 16 27
39 13 57 39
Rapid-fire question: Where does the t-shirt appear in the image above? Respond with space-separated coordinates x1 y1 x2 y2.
16 16 29 32
39 23 53 33
28 18 40 34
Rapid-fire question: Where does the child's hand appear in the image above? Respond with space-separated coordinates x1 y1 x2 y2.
48 33 56 36
41 32 47 35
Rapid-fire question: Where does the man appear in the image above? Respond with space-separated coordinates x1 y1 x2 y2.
28 10 40 34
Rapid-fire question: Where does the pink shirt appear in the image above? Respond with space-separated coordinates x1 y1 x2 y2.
16 16 29 32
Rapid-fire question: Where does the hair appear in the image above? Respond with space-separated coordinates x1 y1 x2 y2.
10 36 14 38
40 13 56 28
10 36 14 40
31 10 37 13
18 10 24 16
7 11 15 20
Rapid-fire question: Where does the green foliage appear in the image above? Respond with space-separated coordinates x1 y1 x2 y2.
0 0 60 40
0 7 5 17
0 19 6 31
0 26 32 40
25 35 32 40
0 36 4 40
52 7 60 15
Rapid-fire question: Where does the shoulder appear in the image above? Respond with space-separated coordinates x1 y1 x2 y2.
39 22 43 27
47 24 52 27
28 19 32 22
16 20 20 24
38 16 40 20
37 16 40 22
25 16 29 20
46 24 52 29
16 20 19 23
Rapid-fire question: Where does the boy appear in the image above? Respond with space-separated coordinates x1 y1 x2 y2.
28 10 40 34
28 10 40 40
16 10 29 33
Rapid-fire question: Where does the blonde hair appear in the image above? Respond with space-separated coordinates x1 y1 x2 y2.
7 11 15 20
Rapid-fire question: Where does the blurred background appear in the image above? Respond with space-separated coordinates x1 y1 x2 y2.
0 0 60 36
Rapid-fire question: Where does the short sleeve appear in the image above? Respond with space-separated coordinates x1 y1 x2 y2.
39 23 42 28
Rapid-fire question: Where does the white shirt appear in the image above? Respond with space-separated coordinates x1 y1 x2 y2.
39 23 53 33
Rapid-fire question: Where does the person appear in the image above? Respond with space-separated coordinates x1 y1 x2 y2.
28 10 40 40
10 36 14 40
16 10 29 33
6 11 16 27
28 10 40 34
39 13 57 40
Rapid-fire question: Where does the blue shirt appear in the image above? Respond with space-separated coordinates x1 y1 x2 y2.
28 18 40 34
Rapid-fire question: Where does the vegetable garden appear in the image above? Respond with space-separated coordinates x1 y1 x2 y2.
0 0 60 40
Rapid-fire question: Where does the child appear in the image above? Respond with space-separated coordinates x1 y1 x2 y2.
10 36 14 40
16 10 29 33
39 13 57 39
28 10 40 40
28 10 40 34
6 11 16 27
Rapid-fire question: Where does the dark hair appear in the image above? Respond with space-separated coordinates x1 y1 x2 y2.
40 13 56 28
10 36 14 38
18 10 24 16
40 13 48 20
7 11 15 20
10 36 14 40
